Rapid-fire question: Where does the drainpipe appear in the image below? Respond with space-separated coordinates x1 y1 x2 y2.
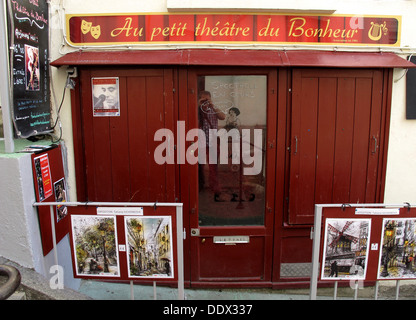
0 0 15 153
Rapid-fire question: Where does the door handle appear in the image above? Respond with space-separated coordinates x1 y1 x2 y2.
294 136 298 154
372 135 378 154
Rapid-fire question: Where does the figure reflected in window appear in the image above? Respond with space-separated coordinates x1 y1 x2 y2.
198 90 226 201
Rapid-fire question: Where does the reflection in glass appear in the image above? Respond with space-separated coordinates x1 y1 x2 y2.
197 75 267 226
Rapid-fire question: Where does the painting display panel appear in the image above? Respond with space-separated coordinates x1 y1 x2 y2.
71 215 120 277
125 216 174 278
378 218 416 279
321 218 371 280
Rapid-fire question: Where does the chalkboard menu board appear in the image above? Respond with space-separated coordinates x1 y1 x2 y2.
407 56 416 120
8 0 51 137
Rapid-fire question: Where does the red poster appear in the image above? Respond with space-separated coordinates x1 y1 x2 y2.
33 154 53 201
66 13 400 47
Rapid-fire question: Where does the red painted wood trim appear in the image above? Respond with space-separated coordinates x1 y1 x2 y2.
51 49 416 68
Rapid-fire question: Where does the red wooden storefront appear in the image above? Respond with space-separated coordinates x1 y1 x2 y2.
53 49 414 288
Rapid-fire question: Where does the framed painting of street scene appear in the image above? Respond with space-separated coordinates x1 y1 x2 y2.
378 218 416 279
321 218 371 280
125 216 174 279
71 215 120 277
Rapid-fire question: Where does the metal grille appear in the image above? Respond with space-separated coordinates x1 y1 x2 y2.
280 263 312 278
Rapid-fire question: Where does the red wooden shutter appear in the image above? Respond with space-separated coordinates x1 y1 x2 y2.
288 69 384 225
80 68 175 202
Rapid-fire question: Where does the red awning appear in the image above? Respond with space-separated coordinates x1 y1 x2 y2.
51 49 416 68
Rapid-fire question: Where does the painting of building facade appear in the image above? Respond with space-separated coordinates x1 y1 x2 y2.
321 219 371 280
125 216 174 278
378 218 416 279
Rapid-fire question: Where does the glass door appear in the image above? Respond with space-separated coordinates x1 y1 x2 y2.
186 68 277 284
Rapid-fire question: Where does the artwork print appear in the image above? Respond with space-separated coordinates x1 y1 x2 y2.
125 216 174 278
33 154 53 201
321 219 371 280
24 44 40 91
71 215 120 277
54 178 67 222
378 218 416 279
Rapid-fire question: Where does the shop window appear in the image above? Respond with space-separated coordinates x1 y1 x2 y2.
197 75 267 226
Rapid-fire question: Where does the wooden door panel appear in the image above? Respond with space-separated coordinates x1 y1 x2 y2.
90 118 113 200
289 69 385 225
146 76 170 201
197 237 266 280
315 78 337 204
81 68 175 203
127 76 150 201
350 77 372 203
332 77 355 204
109 77 131 201
366 70 384 202
289 76 318 221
